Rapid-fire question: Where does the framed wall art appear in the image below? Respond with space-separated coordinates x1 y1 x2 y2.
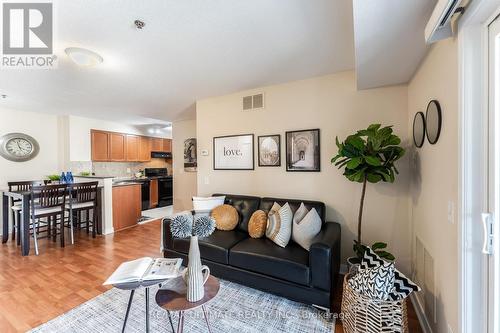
213 134 254 170
285 129 320 172
258 135 280 167
184 138 197 172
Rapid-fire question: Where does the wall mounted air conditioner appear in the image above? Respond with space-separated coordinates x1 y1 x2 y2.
425 0 463 44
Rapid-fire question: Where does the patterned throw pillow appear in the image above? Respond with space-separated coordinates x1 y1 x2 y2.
388 270 421 301
292 207 322 251
266 202 293 247
360 247 421 300
211 204 239 231
348 261 395 300
248 210 268 238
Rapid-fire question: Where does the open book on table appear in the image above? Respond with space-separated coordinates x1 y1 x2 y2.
104 257 182 286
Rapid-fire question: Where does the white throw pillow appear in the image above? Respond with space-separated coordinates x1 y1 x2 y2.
192 196 225 216
266 203 293 247
292 207 322 251
293 202 309 225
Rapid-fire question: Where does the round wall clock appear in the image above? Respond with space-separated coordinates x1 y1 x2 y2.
0 132 40 162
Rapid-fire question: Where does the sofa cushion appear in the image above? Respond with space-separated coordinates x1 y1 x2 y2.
213 194 261 232
260 197 326 223
173 230 248 264
229 238 310 286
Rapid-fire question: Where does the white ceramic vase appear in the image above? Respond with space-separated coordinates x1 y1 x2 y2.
182 236 210 302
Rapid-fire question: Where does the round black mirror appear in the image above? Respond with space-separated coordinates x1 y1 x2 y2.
426 100 442 144
413 112 426 148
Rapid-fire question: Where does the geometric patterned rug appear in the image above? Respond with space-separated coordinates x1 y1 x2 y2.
29 279 334 333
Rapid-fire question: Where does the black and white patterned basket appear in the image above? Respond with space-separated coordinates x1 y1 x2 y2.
341 274 409 333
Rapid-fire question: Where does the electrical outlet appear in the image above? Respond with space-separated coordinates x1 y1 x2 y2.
448 201 455 224
126 168 131 173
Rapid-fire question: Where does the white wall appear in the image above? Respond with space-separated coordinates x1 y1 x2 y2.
196 71 412 272
0 108 64 235
172 119 197 212
408 38 458 333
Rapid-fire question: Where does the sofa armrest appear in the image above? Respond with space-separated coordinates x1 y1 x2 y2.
162 217 174 251
309 221 341 291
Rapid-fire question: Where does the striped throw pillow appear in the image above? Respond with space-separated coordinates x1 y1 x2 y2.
266 202 293 247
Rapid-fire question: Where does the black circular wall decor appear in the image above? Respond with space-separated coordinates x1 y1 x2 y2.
413 112 426 148
426 100 442 144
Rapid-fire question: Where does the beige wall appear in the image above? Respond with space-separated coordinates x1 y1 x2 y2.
172 119 198 212
196 71 412 272
408 38 458 333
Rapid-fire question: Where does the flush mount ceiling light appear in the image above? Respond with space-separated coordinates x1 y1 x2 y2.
64 47 103 67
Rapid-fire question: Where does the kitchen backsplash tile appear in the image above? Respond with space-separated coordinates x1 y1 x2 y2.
69 159 172 178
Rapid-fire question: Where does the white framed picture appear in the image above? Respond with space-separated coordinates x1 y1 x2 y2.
213 134 254 170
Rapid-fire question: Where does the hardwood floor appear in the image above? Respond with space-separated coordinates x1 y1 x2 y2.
0 220 422 332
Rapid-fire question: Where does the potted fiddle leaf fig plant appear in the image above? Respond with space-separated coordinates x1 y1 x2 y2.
331 124 405 268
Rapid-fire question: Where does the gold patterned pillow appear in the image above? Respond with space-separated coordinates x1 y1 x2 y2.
211 204 239 230
248 210 267 238
266 202 293 247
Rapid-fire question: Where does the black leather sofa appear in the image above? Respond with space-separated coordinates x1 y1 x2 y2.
162 194 341 310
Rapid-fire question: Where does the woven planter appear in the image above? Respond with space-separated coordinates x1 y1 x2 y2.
341 274 409 333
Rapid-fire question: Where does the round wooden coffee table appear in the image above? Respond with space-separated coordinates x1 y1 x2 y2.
155 275 220 333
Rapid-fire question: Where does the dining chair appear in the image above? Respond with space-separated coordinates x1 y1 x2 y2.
8 181 41 245
66 181 99 241
30 184 68 255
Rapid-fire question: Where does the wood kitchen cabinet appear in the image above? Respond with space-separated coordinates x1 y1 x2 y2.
126 135 140 161
109 132 126 161
151 137 163 152
91 130 110 161
91 129 168 161
162 138 172 153
112 184 141 231
150 178 158 208
139 136 152 162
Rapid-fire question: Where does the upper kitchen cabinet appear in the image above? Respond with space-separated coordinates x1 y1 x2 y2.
109 132 126 161
163 138 172 153
151 137 163 152
126 135 140 161
91 130 110 161
139 136 152 162
152 137 172 153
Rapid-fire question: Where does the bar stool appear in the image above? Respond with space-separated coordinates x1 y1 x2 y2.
8 181 41 244
66 181 98 240
30 184 68 255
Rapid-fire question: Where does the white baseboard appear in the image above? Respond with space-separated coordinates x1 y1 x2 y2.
410 293 432 333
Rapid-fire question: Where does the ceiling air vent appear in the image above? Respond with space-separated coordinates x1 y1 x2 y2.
242 93 264 110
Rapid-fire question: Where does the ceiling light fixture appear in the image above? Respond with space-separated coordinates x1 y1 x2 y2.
65 47 103 67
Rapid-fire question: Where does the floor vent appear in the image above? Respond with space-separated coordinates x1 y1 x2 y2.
243 93 264 110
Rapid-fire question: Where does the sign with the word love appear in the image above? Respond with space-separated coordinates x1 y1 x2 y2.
214 134 254 170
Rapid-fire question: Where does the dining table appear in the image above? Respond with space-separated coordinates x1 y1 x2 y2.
2 182 103 256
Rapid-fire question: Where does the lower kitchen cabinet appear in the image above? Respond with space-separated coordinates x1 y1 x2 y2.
112 184 141 231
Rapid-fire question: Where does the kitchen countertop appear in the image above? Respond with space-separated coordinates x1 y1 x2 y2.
74 175 116 179
112 182 143 187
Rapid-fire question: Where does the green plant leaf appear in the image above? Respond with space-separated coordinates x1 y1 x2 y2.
368 124 381 132
366 173 382 183
371 242 387 250
346 157 362 169
364 156 381 166
375 250 395 261
345 135 364 151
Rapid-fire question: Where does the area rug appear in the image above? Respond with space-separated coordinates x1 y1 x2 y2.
29 279 334 333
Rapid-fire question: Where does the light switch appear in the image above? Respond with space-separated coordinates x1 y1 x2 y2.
204 176 210 185
201 149 209 156
447 201 455 224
